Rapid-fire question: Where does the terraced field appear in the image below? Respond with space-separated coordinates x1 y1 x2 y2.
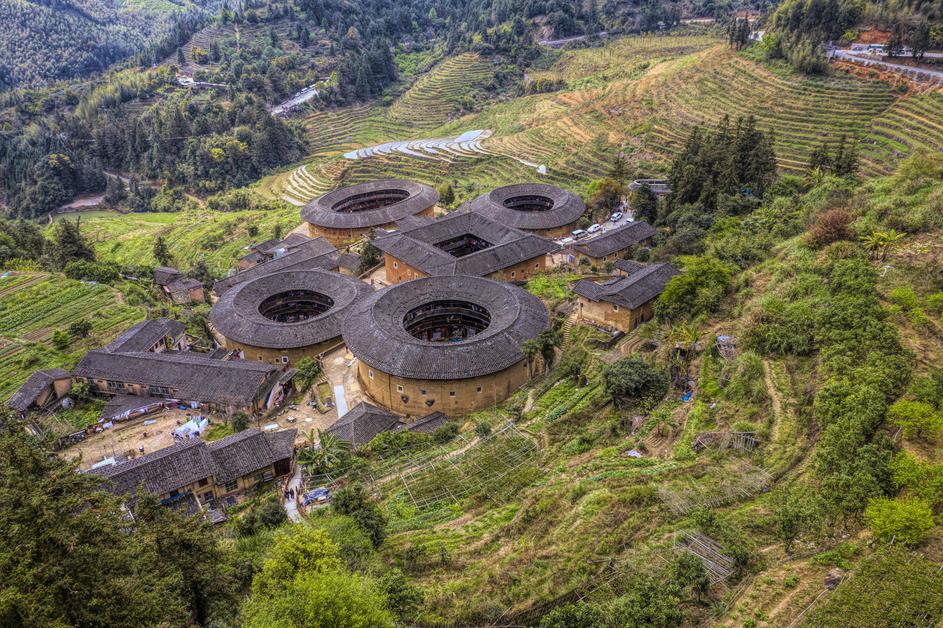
253 36 943 222
0 272 145 401
640 49 899 172
860 91 943 175
388 53 494 128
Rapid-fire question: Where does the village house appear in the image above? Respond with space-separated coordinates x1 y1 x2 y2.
104 318 188 353
7 368 72 418
573 262 679 333
213 236 360 297
92 427 297 516
569 221 657 268
342 275 550 416
373 210 558 283
237 233 313 271
210 268 373 365
154 267 205 304
72 350 294 415
461 183 585 238
325 401 401 448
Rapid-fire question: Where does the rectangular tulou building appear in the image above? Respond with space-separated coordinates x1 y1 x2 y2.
374 211 558 283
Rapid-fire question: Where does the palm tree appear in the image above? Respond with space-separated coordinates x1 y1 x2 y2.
862 229 905 261
317 430 351 470
522 338 540 377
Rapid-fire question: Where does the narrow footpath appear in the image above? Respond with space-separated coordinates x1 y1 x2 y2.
283 464 304 522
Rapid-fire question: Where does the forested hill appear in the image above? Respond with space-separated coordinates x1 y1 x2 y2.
0 0 220 88
0 0 695 90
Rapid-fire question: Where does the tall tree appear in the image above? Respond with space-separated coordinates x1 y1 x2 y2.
153 235 172 266
0 412 187 626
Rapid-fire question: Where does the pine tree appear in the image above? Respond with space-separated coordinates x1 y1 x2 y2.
153 236 172 267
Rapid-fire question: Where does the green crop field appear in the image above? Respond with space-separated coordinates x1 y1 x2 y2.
0 272 145 401
64 207 298 275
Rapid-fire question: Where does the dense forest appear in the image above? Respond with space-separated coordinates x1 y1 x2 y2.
0 0 220 88
0 0 694 218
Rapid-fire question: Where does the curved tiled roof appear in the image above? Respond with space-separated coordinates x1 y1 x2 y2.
211 270 373 350
463 183 585 230
301 180 439 230
342 275 549 380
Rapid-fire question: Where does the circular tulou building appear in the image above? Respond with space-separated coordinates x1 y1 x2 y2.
301 179 439 245
342 275 550 417
211 269 373 365
463 183 585 238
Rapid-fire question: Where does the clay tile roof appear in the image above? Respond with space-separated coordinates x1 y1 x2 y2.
100 394 155 421
208 428 297 482
73 351 280 407
210 269 374 349
154 267 183 286
571 221 657 258
301 180 439 230
372 211 557 277
613 259 648 274
94 439 218 497
326 402 400 446
213 237 342 296
342 275 550 380
92 428 297 496
398 411 448 433
103 318 186 353
462 183 585 231
573 262 679 309
7 368 70 413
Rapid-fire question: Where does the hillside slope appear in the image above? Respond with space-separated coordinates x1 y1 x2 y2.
0 0 217 87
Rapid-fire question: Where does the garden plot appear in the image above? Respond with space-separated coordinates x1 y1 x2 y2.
657 461 772 516
394 423 541 512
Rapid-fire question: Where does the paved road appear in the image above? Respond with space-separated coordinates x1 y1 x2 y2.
271 87 319 116
538 31 607 47
831 50 943 84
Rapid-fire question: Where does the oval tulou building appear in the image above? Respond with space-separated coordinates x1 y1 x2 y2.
342 275 550 417
301 179 439 246
210 269 373 365
462 183 585 238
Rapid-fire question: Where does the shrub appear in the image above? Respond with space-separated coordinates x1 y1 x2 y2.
656 255 733 321
63 259 121 283
808 208 854 247
603 355 669 407
236 495 287 537
865 497 935 547
332 484 386 548
51 330 70 351
888 286 919 310
432 422 459 443
539 601 605 628
474 421 492 438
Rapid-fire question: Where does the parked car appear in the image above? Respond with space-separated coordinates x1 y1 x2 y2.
559 237 575 246
587 223 602 233
571 229 588 239
610 212 624 222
